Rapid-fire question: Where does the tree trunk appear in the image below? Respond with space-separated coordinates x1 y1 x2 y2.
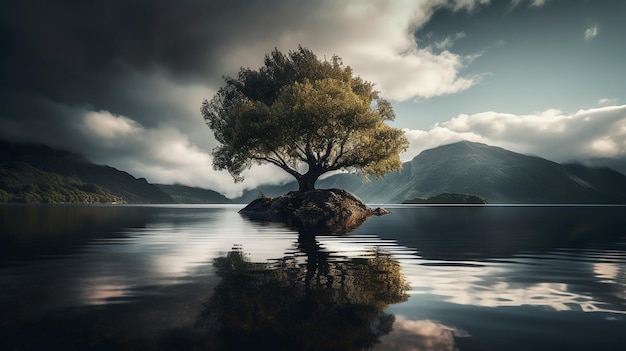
296 166 325 192
297 175 317 192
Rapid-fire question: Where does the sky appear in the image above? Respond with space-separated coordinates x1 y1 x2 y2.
1 0 625 197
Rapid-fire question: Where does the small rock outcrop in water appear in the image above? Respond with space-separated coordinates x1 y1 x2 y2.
239 189 389 233
402 192 488 204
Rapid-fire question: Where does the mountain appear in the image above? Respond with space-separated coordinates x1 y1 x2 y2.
0 141 174 204
234 182 298 203
398 141 626 203
579 157 626 176
4 139 625 204
0 161 125 204
238 141 626 204
156 184 232 204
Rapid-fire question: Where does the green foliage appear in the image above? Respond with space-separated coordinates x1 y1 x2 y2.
0 161 125 204
202 46 408 191
0 141 175 204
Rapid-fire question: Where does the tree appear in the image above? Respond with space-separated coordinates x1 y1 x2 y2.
202 46 409 192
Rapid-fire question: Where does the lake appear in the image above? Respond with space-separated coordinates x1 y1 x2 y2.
1 204 625 350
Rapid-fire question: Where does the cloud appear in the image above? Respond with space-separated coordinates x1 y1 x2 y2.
77 110 293 198
584 25 599 40
598 98 619 106
531 0 547 7
251 0 481 101
349 47 478 101
510 0 549 9
433 32 467 51
83 111 141 139
0 0 480 107
402 105 626 162
451 0 492 12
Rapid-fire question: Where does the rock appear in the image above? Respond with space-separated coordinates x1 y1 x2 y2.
372 207 391 215
239 188 389 234
402 192 488 204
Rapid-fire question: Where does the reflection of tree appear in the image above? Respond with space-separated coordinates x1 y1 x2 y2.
196 235 410 350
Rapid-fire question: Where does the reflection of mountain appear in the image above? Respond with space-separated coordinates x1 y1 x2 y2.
361 206 626 260
196 238 410 350
0 205 153 263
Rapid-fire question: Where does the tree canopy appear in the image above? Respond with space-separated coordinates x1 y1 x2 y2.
202 46 408 192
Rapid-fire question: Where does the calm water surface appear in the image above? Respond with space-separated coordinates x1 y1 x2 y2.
1 204 625 350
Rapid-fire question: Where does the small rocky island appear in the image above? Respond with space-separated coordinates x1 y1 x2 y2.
239 189 389 233
402 192 488 204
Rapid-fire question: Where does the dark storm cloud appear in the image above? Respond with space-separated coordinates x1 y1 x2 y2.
0 0 476 145
0 0 315 124
0 0 478 128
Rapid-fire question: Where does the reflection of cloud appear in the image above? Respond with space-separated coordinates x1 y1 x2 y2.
319 233 626 315
375 315 468 351
406 259 626 314
447 281 581 312
150 209 297 276
593 261 626 300
79 277 134 305
71 208 298 308
594 263 618 284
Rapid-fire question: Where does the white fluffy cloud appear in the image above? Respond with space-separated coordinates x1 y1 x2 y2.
219 0 481 102
79 110 292 198
402 105 626 162
599 98 619 106
531 0 547 7
83 111 141 140
510 0 549 9
584 25 599 40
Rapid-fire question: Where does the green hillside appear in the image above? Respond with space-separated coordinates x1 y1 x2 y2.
0 141 174 204
0 161 124 204
156 184 232 204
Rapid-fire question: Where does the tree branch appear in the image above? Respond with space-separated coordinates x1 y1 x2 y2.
320 139 335 166
329 137 348 167
253 155 301 178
